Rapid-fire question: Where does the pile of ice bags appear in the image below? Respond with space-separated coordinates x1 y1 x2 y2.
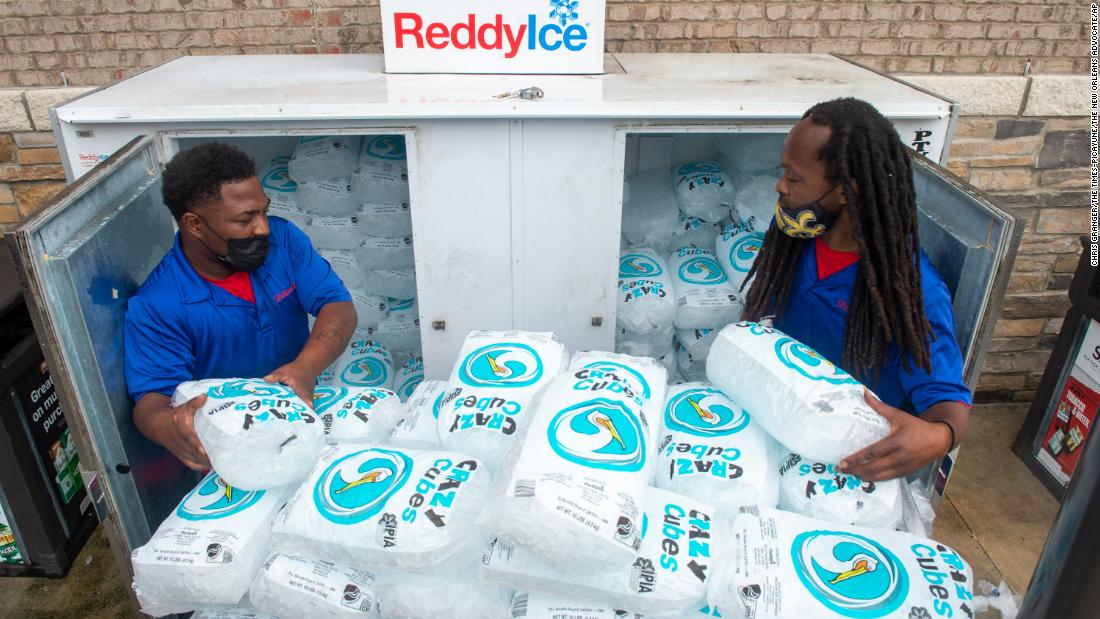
137 328 970 619
268 135 423 365
615 148 781 382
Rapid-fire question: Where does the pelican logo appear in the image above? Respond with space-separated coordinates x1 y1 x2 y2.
775 337 858 385
388 297 415 312
313 386 349 414
791 531 908 617
665 387 750 437
176 474 264 521
676 161 722 176
678 256 728 285
205 542 234 563
365 136 407 160
260 158 297 193
313 448 412 524
458 343 543 388
396 376 422 401
728 231 765 273
206 379 295 400
619 253 663 278
734 321 775 337
547 399 646 471
579 360 651 400
340 355 391 388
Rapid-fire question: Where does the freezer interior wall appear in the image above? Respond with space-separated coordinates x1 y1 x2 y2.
172 134 424 387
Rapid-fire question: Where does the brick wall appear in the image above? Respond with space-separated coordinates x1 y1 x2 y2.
0 0 1090 87
0 1 1091 404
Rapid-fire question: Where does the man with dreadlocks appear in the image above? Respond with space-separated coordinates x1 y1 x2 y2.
741 97 971 483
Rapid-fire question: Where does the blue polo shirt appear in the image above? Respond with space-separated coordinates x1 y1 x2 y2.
773 240 972 414
124 216 351 402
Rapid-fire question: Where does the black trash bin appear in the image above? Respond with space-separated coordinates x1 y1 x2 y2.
0 250 97 578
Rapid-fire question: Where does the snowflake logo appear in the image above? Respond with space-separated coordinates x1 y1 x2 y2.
908 608 932 619
549 0 579 25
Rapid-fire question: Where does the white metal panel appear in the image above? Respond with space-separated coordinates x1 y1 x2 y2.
411 120 515 377
55 53 951 123
518 119 618 352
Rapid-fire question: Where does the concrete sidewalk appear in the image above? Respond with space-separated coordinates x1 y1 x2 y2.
0 403 1061 618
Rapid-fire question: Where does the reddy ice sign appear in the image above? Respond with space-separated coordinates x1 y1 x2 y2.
380 0 606 74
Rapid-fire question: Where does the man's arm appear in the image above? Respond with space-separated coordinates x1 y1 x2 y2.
134 392 211 471
265 300 357 405
839 391 968 482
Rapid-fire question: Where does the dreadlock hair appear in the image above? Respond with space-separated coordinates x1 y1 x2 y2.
741 97 933 382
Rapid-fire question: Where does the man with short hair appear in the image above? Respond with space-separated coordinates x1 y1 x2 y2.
124 142 356 470
742 98 972 482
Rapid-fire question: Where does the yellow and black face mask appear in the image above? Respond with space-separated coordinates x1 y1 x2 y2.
774 188 841 239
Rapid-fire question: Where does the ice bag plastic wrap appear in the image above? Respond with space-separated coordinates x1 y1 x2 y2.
654 383 778 512
676 328 718 359
622 169 678 253
479 352 666 571
617 249 677 334
311 386 404 444
733 174 780 224
191 608 278 619
310 210 371 250
715 133 786 175
673 161 735 223
131 473 294 616
248 553 380 619
436 331 568 471
714 219 765 300
389 381 449 450
777 452 902 530
705 322 890 464
617 325 675 359
320 248 366 290
352 136 410 206
374 564 513 619
370 297 420 356
260 157 310 230
670 215 720 252
482 487 714 618
669 247 742 330
360 202 413 237
390 357 423 402
363 269 417 300
289 136 362 182
297 178 357 217
173 379 324 491
676 343 707 382
271 445 489 573
507 591 641 619
351 288 390 331
356 236 415 270
330 338 395 391
708 507 973 619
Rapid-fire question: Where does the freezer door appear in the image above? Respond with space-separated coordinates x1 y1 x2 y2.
911 156 1020 499
3 136 189 556
912 157 1020 387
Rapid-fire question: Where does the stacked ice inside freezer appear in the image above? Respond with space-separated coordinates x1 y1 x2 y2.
258 135 423 399
615 133 783 383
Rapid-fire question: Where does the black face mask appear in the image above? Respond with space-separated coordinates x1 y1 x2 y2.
198 218 270 272
774 186 841 239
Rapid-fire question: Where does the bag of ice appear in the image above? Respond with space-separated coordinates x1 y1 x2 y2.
173 379 324 490
705 322 890 464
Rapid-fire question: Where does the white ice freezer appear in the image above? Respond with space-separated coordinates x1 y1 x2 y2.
4 53 1018 595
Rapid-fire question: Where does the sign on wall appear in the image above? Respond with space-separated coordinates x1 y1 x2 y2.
380 0 607 74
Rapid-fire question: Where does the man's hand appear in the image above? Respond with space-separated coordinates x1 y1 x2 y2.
163 394 211 471
838 389 953 482
264 361 317 408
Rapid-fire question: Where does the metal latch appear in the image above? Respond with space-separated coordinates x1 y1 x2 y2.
495 87 544 100
79 469 110 522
